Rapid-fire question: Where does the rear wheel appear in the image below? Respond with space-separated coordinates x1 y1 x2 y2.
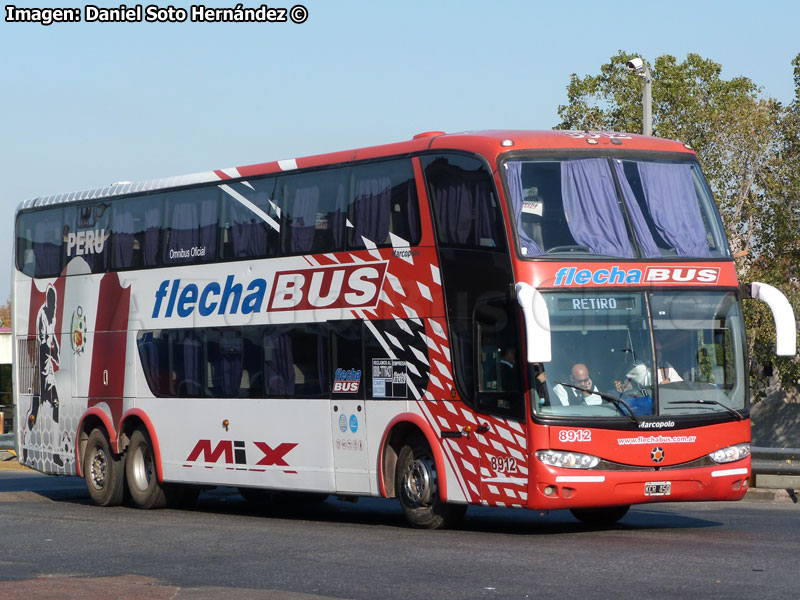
83 428 124 507
570 505 630 526
126 428 167 509
395 436 466 529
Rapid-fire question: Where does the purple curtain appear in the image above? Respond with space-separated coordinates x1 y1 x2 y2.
182 331 202 397
266 332 295 396
317 334 329 394
331 184 347 249
34 220 62 276
198 197 218 261
352 177 391 247
220 348 242 398
561 159 634 257
637 162 711 257
144 206 161 267
406 185 419 242
613 161 661 258
112 210 135 268
475 179 497 245
168 201 197 262
290 186 319 253
506 161 544 256
433 182 473 244
230 199 267 258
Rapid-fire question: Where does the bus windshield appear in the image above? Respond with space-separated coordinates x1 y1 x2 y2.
535 291 746 419
504 157 729 259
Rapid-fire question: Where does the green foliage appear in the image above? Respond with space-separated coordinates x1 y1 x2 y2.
557 51 800 400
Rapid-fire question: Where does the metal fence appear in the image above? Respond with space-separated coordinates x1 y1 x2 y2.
751 447 800 476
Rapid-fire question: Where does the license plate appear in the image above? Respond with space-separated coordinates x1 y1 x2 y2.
644 481 671 496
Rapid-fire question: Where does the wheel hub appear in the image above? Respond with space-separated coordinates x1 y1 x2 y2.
131 447 154 491
89 448 107 490
403 457 436 506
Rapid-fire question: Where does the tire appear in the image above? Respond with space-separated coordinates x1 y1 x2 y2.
395 436 467 529
125 428 167 509
83 428 125 507
570 505 630 526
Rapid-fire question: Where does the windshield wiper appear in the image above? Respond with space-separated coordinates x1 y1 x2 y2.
554 382 639 425
667 400 743 421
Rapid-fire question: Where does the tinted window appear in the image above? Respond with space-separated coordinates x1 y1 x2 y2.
164 187 219 265
138 324 330 399
330 321 364 399
219 177 280 260
111 195 163 270
349 159 420 248
16 209 64 278
475 298 524 420
278 168 347 255
423 154 506 250
264 324 329 398
64 202 111 273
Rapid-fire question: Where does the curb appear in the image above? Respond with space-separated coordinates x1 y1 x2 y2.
743 487 798 503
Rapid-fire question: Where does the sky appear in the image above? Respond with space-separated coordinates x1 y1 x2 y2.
2 0 799 303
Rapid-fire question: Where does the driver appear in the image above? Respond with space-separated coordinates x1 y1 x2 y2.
552 363 602 406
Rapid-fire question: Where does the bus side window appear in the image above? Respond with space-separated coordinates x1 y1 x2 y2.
348 159 420 249
112 195 163 270
263 325 330 398
63 203 111 273
164 187 219 265
423 154 506 251
205 329 244 398
330 321 364 399
16 208 64 278
475 298 524 420
278 168 348 256
219 177 280 260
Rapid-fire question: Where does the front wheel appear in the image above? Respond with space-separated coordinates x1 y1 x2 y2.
126 428 167 509
395 436 466 529
83 428 124 507
570 505 630 526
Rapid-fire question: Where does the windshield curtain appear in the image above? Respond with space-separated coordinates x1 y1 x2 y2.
505 157 729 259
533 291 746 420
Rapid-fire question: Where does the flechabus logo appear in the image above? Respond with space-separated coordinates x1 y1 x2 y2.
333 368 362 393
268 262 387 311
151 261 388 319
553 266 720 287
152 275 267 318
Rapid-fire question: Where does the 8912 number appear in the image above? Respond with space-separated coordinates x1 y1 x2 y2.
489 456 518 472
557 429 592 443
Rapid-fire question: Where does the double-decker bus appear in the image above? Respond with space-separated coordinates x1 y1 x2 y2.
13 130 796 527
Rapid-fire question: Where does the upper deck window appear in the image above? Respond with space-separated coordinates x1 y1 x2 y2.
504 157 729 259
423 154 506 251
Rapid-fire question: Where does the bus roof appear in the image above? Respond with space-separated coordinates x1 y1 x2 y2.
17 130 695 212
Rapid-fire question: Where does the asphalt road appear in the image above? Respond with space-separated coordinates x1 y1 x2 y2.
0 468 798 600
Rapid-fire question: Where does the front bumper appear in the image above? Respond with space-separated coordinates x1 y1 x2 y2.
528 457 750 510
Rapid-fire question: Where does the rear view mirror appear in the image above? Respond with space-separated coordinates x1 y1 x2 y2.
745 282 797 356
515 282 551 363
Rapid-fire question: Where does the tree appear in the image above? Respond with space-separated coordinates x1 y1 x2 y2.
557 51 800 398
0 299 10 329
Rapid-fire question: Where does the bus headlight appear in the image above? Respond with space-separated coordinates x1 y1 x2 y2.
536 450 600 469
708 443 750 464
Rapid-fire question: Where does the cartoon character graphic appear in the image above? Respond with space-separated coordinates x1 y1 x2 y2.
26 284 65 466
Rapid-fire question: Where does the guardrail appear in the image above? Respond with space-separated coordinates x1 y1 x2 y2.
751 447 800 476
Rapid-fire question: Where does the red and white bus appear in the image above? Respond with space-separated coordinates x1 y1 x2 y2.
13 130 796 527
